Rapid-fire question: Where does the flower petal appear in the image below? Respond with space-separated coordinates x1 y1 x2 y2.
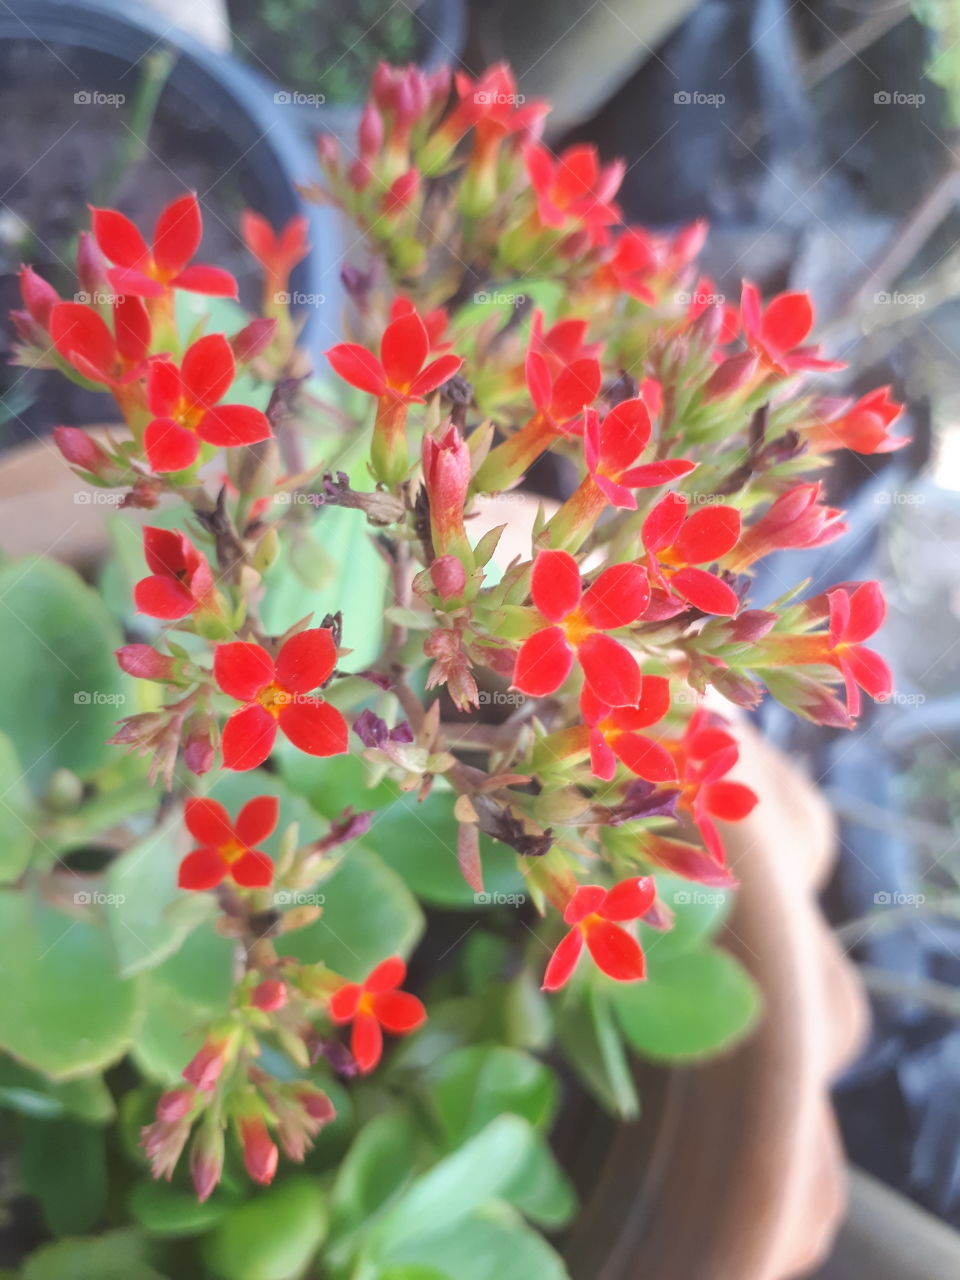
91 206 150 268
613 732 678 782
762 292 814 353
619 459 698 488
134 575 195 619
642 491 687 553
366 956 406 991
147 358 181 417
49 302 115 378
598 398 651 473
380 309 428 390
581 563 649 630
578 633 641 707
670 567 739 616
675 505 741 565
328 984 362 1022
601 876 657 922
408 353 463 398
531 549 581 621
144 419 200 474
513 627 574 698
181 333 235 408
231 849 275 888
153 193 202 277
585 920 645 982
372 989 426 1034
326 343 386 396
235 795 280 847
275 628 337 693
172 265 239 297
197 404 272 448
221 704 277 771
551 358 601 420
541 928 584 992
564 885 606 924
845 581 886 643
277 698 349 757
113 295 151 365
184 797 235 846
845 644 893 703
611 674 671 731
351 1013 383 1073
214 642 275 701
704 780 758 821
106 266 164 298
178 848 228 891
589 728 617 781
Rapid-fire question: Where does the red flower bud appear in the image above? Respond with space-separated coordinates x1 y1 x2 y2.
237 1114 279 1186
703 351 759 401
429 554 467 600
422 424 471 558
231 317 278 363
190 1116 225 1203
252 979 288 1012
53 426 116 477
115 644 179 683
19 266 59 326
156 1087 195 1122
358 101 384 157
183 1035 233 1091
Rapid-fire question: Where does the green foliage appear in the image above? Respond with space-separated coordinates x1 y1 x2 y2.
201 1175 329 1280
0 558 128 792
0 1058 114 1122
20 1228 164 1280
20 1117 107 1236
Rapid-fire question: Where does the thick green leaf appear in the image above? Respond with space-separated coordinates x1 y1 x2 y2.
0 558 128 791
262 504 388 670
201 1175 328 1280
20 1228 163 1280
0 1058 113 1122
611 946 762 1060
638 872 734 961
376 1269 451 1280
0 890 142 1079
554 984 639 1119
20 1117 106 1235
130 925 235 1085
281 754 525 909
427 1046 557 1147
330 1110 420 1238
376 1116 535 1252
0 731 36 883
277 844 424 982
382 1208 570 1280
105 814 215 976
500 1133 577 1229
129 1179 232 1238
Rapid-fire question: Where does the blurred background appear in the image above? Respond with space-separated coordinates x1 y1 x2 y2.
1 0 960 1276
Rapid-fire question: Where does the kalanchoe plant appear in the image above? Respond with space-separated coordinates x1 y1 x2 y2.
5 58 903 1276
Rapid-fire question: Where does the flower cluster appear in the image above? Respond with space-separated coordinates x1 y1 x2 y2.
18 59 903 1203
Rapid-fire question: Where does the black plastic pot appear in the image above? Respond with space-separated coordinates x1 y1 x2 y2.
0 0 344 369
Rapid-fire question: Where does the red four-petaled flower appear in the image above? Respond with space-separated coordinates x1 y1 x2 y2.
513 550 648 706
542 876 656 992
178 795 278 890
328 956 427 1073
584 396 696 509
740 281 844 376
826 582 893 717
326 307 463 405
580 676 677 783
240 211 310 291
214 628 348 771
145 333 272 473
525 143 624 240
807 387 907 455
672 711 758 863
134 527 217 620
642 491 741 617
92 193 238 298
49 296 150 390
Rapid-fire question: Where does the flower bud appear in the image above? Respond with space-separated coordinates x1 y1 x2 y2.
183 1030 237 1092
252 979 288 1012
190 1113 225 1203
53 426 119 479
75 232 108 297
430 554 467 601
703 351 759 401
19 266 58 326
237 1114 279 1186
156 1087 195 1122
115 644 180 683
358 101 384 158
230 317 278 364
183 709 218 777
422 424 471 559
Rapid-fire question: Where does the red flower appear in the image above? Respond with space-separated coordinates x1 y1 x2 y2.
328 956 427 1073
806 387 907 455
671 712 757 862
390 296 451 354
729 482 846 571
525 349 601 433
326 306 463 405
580 676 677 783
214 628 348 771
144 333 272 473
740 281 844 375
91 193 238 298
542 876 656 992
642 492 741 616
595 220 707 299
133 527 217 620
240 211 309 292
178 795 278 890
49 297 150 390
827 582 893 717
584 397 697 509
513 550 648 706
528 310 602 378
525 143 624 239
